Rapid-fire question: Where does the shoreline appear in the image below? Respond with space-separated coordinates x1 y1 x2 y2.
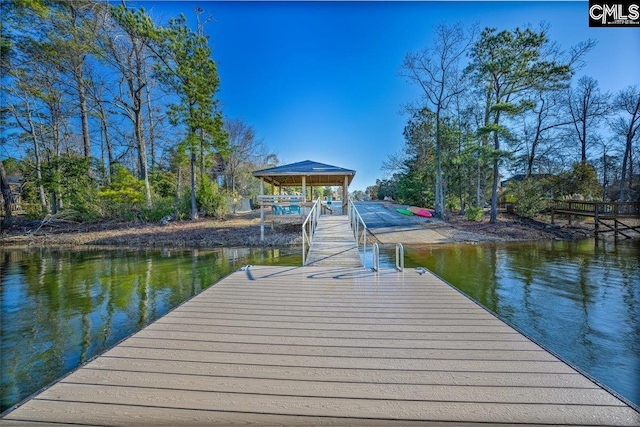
0 211 302 248
0 208 597 249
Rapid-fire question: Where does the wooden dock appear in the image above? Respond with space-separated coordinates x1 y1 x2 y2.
2 265 638 426
304 215 362 267
550 200 640 239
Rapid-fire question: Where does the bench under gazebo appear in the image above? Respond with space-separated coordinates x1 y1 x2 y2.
252 160 356 240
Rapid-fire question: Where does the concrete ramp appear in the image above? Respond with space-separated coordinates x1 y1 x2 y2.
369 225 449 244
356 202 450 244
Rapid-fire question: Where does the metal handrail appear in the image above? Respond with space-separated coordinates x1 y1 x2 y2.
396 243 404 272
302 197 323 265
372 243 380 272
347 197 367 268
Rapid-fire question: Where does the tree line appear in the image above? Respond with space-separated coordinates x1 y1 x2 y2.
367 22 639 222
0 0 277 228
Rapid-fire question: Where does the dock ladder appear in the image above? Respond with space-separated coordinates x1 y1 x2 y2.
371 242 405 272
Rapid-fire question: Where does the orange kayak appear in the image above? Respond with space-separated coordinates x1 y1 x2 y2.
409 206 433 218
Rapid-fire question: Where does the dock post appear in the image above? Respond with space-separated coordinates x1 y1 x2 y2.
594 206 599 238
614 204 618 239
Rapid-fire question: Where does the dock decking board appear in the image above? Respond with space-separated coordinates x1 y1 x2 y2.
2 266 639 426
305 215 363 267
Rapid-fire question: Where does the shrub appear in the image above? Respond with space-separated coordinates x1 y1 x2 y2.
176 176 228 219
466 206 484 222
42 156 100 219
149 170 176 199
507 178 546 219
446 199 459 211
98 164 145 219
22 203 45 220
176 192 192 220
197 176 227 218
551 163 602 200
139 197 176 222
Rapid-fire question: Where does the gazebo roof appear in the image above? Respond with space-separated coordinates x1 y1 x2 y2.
252 160 356 187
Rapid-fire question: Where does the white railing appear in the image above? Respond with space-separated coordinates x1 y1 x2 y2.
372 243 380 272
395 243 404 272
347 197 367 268
302 197 323 265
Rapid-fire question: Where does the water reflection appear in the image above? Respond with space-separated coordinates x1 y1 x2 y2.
0 246 300 412
377 239 640 407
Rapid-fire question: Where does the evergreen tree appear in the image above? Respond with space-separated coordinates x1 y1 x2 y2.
151 11 228 220
467 26 572 223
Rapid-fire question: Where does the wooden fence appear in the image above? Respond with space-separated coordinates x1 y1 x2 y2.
549 200 640 239
550 200 640 218
499 200 640 239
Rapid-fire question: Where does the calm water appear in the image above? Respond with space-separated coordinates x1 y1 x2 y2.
1 240 639 413
0 246 300 413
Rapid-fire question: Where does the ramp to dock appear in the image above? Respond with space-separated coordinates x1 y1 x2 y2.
2 266 638 426
305 215 362 267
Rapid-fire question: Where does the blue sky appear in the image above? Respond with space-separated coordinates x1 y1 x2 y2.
146 1 640 191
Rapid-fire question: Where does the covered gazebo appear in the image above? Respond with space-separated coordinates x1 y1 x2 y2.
252 160 356 240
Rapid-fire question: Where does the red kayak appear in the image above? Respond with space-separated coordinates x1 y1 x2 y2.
408 206 432 218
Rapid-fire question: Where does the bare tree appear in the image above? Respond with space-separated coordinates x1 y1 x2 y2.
399 22 476 219
224 119 272 195
46 1 102 159
595 137 619 201
105 6 155 204
6 82 48 213
9 48 72 212
517 37 595 176
567 76 611 165
0 159 13 228
85 72 116 183
144 77 159 173
521 90 575 176
611 85 640 201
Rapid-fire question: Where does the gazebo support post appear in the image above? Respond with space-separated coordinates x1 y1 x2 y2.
260 178 264 241
343 176 348 214
301 176 306 217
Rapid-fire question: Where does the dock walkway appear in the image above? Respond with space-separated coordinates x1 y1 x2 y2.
305 215 362 267
2 266 638 426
